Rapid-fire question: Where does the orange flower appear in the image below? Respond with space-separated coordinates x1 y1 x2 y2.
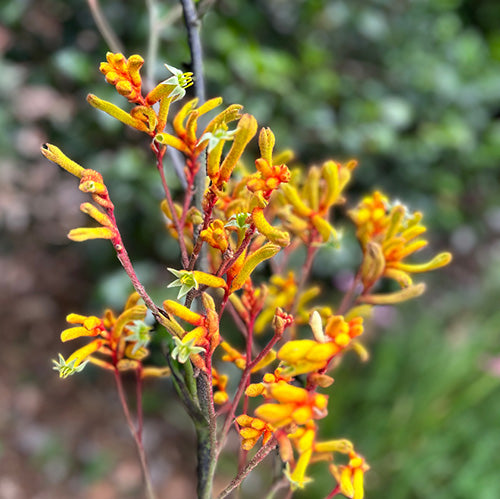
235 415 273 451
329 451 370 499
277 312 364 376
350 191 452 291
200 219 229 252
100 52 144 103
254 381 328 428
53 293 164 378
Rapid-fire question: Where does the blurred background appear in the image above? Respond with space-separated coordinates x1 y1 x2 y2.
1 0 500 497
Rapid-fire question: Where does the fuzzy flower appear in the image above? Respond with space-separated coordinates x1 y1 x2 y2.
200 219 229 252
99 52 144 103
53 293 167 378
349 191 452 291
236 415 274 451
329 451 370 499
253 380 328 429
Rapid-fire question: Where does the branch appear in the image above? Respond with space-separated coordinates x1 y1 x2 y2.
180 0 208 271
217 438 277 499
87 0 124 53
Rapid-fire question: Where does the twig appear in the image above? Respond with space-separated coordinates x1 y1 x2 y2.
217 438 277 499
180 0 208 272
153 143 190 267
218 329 282 452
86 0 124 53
114 369 156 499
145 0 160 89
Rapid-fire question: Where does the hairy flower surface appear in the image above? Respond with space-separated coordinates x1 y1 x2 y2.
53 293 168 378
350 191 452 291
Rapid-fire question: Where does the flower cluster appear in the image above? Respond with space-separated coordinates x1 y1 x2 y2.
43 52 452 498
53 292 169 379
349 191 452 304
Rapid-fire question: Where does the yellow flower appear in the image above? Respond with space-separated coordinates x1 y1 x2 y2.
235 415 273 451
350 191 452 290
99 52 144 103
254 381 328 428
53 293 164 377
200 219 229 252
329 451 370 499
277 313 364 376
279 159 357 244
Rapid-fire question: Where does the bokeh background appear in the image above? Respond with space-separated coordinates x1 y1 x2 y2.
2 0 500 498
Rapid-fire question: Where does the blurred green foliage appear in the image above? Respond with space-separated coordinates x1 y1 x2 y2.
3 0 500 497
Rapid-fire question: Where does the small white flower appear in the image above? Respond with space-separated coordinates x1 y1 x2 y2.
52 353 88 378
160 64 194 102
199 128 237 152
167 268 199 299
171 336 205 364
125 320 152 354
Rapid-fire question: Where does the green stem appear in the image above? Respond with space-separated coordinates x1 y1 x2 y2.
195 372 218 499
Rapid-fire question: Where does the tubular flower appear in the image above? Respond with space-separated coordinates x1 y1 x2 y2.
349 191 452 290
163 293 221 371
253 380 328 429
53 293 166 378
167 268 227 299
212 368 229 405
236 415 274 451
329 451 370 499
200 219 229 252
246 128 291 200
41 144 121 244
277 313 364 376
155 98 242 183
283 424 316 490
279 159 357 244
254 271 321 334
99 52 144 103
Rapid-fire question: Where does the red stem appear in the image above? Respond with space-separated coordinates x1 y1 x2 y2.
325 484 341 499
218 328 282 453
153 143 190 268
216 437 277 499
114 368 156 499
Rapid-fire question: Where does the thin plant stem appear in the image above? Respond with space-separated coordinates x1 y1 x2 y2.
87 0 123 53
291 233 320 316
325 484 341 499
337 270 362 316
145 0 160 90
136 366 144 442
105 206 166 323
114 369 156 499
180 0 208 273
153 143 190 267
264 478 289 499
216 437 277 499
195 371 218 499
218 330 282 453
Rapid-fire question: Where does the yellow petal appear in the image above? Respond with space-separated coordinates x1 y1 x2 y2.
255 402 295 426
87 94 149 132
60 326 99 342
41 144 85 178
219 113 258 183
68 227 115 241
359 283 426 304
